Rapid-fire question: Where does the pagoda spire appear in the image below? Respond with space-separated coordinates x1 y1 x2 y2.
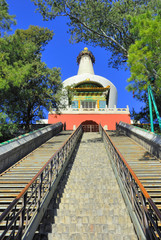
77 47 95 75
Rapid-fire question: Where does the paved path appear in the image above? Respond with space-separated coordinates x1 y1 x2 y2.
48 133 137 240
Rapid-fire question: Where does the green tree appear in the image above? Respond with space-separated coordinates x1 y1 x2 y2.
0 112 19 142
32 0 159 68
127 11 161 122
0 0 16 36
0 26 63 131
65 84 77 106
127 11 161 92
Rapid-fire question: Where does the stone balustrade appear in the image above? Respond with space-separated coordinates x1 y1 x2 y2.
51 105 130 114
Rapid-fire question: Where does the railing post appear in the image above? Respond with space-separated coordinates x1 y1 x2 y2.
142 194 152 239
19 192 27 238
49 159 53 189
37 173 43 210
129 174 135 210
57 152 59 175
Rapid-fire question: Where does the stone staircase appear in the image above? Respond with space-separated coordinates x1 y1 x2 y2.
48 132 137 240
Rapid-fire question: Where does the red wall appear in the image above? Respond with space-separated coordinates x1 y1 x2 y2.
48 113 131 130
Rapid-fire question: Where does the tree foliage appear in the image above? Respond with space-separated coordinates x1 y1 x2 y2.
32 0 159 68
0 112 18 142
127 11 161 93
126 10 161 122
0 26 62 131
0 0 16 36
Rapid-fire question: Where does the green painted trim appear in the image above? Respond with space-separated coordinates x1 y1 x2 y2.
148 86 154 133
0 125 52 146
73 96 106 101
149 85 161 131
132 124 160 136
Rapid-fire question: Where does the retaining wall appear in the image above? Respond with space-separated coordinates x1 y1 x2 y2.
116 121 161 159
0 122 63 173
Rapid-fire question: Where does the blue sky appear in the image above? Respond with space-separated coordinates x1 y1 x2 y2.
7 0 143 117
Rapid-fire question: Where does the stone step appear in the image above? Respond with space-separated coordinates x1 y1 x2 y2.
52 222 134 232
49 227 137 240
48 232 137 240
54 213 133 225
47 133 137 240
61 192 121 199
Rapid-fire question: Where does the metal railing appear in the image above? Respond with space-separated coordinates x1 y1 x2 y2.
0 124 83 240
99 124 161 240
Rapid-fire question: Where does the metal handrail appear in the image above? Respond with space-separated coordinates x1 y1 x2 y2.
99 124 161 240
0 124 83 239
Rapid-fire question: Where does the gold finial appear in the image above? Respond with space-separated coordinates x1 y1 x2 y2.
77 48 95 64
86 78 90 81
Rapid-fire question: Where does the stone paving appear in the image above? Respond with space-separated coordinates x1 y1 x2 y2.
48 132 137 240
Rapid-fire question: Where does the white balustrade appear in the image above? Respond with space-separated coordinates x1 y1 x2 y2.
51 106 130 114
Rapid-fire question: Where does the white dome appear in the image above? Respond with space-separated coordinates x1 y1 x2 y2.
62 48 118 108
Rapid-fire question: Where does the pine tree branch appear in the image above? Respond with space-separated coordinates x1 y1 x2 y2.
64 1 128 57
65 12 128 57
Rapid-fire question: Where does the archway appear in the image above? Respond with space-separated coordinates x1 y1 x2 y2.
81 120 99 132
